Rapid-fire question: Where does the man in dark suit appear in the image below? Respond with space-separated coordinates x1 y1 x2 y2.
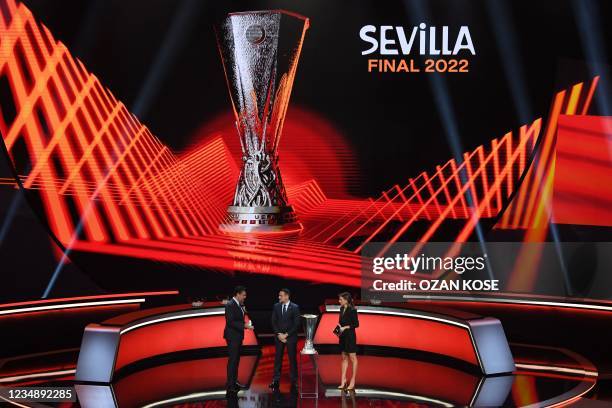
224 285 253 392
269 288 301 389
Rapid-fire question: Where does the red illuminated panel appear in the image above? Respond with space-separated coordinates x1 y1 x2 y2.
553 115 612 227
496 78 600 232
113 356 258 408
0 0 216 246
317 355 479 406
491 80 603 291
314 312 478 366
114 314 257 372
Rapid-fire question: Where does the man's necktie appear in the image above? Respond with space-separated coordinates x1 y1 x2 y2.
283 304 287 316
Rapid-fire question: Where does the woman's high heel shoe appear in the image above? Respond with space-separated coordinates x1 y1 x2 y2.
337 383 347 390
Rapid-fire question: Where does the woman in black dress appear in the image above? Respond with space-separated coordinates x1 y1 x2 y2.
337 292 359 391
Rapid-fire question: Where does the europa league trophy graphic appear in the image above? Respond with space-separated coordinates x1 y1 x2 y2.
216 11 309 233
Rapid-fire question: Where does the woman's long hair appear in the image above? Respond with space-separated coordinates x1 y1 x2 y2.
339 292 355 309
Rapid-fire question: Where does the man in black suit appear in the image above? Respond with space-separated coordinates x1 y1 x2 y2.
269 288 300 389
224 285 253 392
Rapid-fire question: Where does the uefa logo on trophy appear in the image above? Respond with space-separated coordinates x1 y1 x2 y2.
216 11 309 233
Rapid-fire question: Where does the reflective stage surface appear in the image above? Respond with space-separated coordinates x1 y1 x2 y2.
1 340 604 407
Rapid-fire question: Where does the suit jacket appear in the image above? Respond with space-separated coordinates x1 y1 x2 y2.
338 306 359 333
224 299 245 341
271 301 301 339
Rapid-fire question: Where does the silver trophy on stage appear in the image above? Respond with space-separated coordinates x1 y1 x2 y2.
216 11 309 233
301 314 319 354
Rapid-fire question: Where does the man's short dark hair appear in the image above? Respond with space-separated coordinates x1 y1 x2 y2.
279 288 290 297
233 285 247 296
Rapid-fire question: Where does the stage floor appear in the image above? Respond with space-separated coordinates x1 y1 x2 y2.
1 340 607 407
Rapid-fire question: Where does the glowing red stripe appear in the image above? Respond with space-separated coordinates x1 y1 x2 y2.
312 183 406 242
491 138 503 212
410 176 431 220
0 291 177 309
581 76 599 115
376 148 481 257
423 172 442 218
119 116 177 237
522 89 570 228
335 182 419 248
22 22 107 242
476 146 492 217
354 160 457 253
436 164 457 218
56 56 132 240
82 78 151 239
417 134 513 244
462 150 480 218
173 137 233 224
169 142 230 231
168 156 215 233
156 148 202 235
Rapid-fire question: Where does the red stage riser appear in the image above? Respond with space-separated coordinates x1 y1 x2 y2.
113 356 258 408
114 314 257 372
314 312 479 366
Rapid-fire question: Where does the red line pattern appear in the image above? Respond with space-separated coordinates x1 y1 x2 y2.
0 0 216 245
311 123 542 253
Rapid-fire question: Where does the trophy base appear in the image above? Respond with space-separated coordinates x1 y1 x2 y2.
219 205 303 234
300 348 318 355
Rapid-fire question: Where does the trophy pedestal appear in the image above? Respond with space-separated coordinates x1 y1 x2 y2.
299 352 319 399
219 205 303 234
